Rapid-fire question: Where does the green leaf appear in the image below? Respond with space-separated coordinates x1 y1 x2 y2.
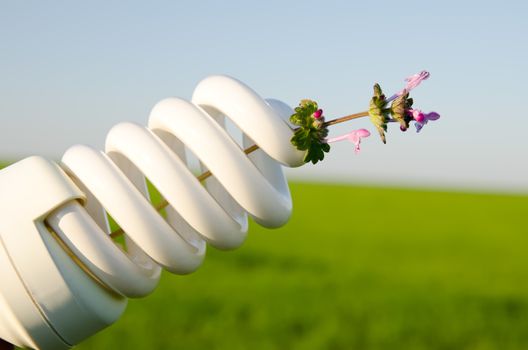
390 92 416 131
289 99 331 164
373 83 383 98
321 142 331 153
390 92 409 130
368 84 389 144
291 129 310 151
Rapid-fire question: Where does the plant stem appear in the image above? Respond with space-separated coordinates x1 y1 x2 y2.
109 110 369 239
322 111 369 127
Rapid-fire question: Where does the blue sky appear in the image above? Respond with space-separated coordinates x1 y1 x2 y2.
1 1 527 192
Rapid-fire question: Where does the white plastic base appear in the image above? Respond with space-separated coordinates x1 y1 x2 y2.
0 157 127 349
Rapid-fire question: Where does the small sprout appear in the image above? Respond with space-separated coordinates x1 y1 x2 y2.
290 100 330 164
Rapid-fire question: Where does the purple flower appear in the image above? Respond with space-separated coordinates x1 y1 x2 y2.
313 109 323 119
387 70 430 103
407 108 425 122
326 129 371 154
413 111 440 133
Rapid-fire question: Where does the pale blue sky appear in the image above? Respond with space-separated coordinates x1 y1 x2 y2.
1 1 527 192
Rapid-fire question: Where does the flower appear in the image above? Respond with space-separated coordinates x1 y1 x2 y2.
386 70 430 103
411 110 440 132
406 108 425 122
326 129 371 154
313 109 323 119
404 71 430 91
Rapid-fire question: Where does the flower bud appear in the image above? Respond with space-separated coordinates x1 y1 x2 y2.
415 114 425 122
410 109 425 122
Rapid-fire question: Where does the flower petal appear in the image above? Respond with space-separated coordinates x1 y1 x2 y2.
348 133 360 145
356 129 371 138
425 111 440 121
387 71 431 103
404 71 430 91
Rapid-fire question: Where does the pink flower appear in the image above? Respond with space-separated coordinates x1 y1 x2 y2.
313 109 323 119
387 70 430 102
407 108 425 122
326 129 371 154
404 71 430 91
413 111 440 133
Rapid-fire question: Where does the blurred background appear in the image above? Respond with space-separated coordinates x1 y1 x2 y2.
1 1 527 349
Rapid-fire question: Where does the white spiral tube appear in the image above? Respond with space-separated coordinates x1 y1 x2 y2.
44 75 305 301
0 75 307 349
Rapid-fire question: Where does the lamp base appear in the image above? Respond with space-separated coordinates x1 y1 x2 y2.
0 157 127 349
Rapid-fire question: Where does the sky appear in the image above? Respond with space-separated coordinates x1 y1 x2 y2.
0 1 527 193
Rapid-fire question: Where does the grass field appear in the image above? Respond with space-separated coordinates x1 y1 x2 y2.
70 182 527 350
1 161 527 349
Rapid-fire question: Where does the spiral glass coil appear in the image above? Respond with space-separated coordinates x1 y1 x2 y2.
0 76 308 349
45 75 305 299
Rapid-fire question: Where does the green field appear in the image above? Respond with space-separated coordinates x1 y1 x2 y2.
1 159 527 349
70 182 527 350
